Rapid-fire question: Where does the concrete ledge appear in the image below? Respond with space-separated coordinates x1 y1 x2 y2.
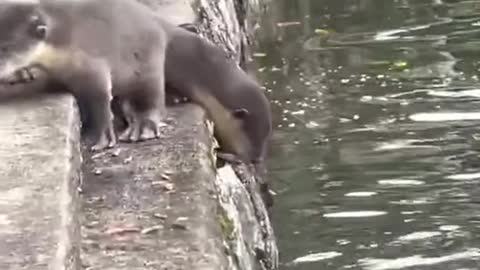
0 94 81 270
81 105 228 269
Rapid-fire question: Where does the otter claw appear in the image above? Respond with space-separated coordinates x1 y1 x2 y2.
90 128 117 151
119 118 165 142
119 127 132 142
5 67 39 85
90 140 115 151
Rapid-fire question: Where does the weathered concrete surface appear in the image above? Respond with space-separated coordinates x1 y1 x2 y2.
81 105 228 269
0 93 81 270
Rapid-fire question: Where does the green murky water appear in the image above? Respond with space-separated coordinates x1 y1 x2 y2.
254 1 480 269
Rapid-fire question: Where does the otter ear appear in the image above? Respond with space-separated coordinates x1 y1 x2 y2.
232 108 250 119
34 24 47 39
29 15 47 39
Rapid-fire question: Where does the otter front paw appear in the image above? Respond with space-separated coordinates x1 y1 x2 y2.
90 126 117 151
5 67 41 85
119 118 166 142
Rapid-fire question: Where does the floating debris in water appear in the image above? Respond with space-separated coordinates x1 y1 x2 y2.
378 179 424 186
391 60 409 71
252 52 267 57
291 110 305 115
277 21 301 27
290 251 342 265
323 211 387 218
397 231 442 242
314 28 332 35
345 191 377 197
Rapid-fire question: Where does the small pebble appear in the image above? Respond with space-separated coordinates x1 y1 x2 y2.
105 226 141 235
176 217 189 222
141 225 163 234
91 151 107 160
152 181 175 191
171 223 188 231
111 148 121 157
153 213 167 220
124 156 133 164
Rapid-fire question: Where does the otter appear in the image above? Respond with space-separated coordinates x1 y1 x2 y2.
0 0 273 186
167 21 273 206
0 0 169 150
162 24 273 172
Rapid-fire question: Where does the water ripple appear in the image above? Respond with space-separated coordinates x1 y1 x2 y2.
410 112 480 122
323 211 387 218
359 249 480 270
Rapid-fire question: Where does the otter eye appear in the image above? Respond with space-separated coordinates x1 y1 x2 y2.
34 25 47 39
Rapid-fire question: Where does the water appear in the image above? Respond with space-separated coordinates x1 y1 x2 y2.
253 1 480 269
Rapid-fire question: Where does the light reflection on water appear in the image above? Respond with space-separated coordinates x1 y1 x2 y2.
254 0 480 269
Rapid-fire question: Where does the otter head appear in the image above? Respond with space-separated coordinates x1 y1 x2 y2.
0 0 49 79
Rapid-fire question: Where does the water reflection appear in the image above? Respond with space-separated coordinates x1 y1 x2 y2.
254 0 480 269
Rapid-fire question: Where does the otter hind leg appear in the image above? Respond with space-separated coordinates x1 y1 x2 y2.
119 50 168 143
67 60 117 151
